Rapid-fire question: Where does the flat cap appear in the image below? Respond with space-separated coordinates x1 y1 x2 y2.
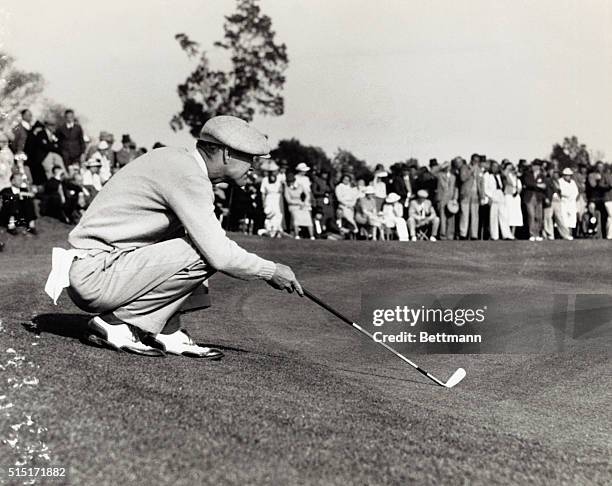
200 116 270 157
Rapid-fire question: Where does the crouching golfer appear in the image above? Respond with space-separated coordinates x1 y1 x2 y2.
45 116 302 358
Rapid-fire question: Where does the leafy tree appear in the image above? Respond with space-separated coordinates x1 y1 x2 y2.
270 138 332 172
551 136 591 169
172 0 289 137
0 52 44 134
332 148 372 182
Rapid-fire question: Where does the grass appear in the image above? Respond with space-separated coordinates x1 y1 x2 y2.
0 218 610 485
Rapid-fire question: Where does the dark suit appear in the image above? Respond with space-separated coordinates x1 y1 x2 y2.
0 186 37 227
27 121 57 185
56 123 86 165
325 216 356 239
521 168 546 238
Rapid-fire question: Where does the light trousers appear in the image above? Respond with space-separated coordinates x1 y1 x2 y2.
68 237 214 334
489 200 512 240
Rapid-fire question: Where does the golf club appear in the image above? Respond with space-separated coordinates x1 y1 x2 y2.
303 288 466 388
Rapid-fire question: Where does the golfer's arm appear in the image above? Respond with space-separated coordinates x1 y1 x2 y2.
166 176 277 281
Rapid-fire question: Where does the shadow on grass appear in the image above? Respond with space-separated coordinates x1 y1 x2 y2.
27 313 91 340
25 313 251 354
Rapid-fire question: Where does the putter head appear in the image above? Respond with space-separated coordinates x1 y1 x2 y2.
444 368 466 388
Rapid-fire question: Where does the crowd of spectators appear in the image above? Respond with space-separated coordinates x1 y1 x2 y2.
222 155 612 242
1 108 610 252
0 109 160 249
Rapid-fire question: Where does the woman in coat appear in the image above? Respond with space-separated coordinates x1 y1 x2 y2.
284 172 314 239
502 161 523 236
334 174 360 227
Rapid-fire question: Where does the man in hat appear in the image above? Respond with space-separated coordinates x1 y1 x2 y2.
521 159 547 241
114 134 136 168
407 189 440 241
82 156 104 196
483 160 514 240
458 154 481 240
45 115 302 358
559 167 579 234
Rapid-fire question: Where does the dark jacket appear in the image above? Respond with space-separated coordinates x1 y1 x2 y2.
26 121 57 185
521 168 546 201
56 123 86 163
325 216 356 237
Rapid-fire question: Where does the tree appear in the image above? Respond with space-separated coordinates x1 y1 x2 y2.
551 136 591 169
0 51 45 134
270 138 332 172
332 149 372 182
172 0 289 137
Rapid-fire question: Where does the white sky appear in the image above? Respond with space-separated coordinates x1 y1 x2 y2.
1 0 611 165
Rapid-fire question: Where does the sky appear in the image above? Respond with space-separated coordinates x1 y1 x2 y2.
1 0 611 166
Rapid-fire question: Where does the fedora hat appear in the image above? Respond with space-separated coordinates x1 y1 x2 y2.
295 162 310 172
446 200 459 214
385 193 401 204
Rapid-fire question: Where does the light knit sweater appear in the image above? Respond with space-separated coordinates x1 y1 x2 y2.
68 147 276 281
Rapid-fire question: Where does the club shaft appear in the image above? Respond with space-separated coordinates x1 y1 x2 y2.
303 288 447 387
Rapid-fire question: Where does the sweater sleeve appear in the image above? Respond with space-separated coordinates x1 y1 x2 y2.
165 174 276 281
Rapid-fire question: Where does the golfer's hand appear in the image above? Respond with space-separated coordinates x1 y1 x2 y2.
267 263 303 296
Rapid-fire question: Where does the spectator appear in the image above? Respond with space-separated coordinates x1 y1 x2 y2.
10 109 32 156
483 160 514 240
417 165 437 203
355 186 383 240
56 109 86 166
0 132 14 190
115 134 137 168
502 161 523 237
543 166 571 240
478 157 491 240
435 161 458 240
371 164 388 211
311 167 335 222
335 173 360 227
82 157 103 196
586 161 609 233
381 192 409 241
312 208 327 239
295 162 312 192
387 163 412 209
326 207 357 240
13 153 35 191
558 167 579 236
356 178 367 197
41 166 71 223
603 165 612 239
522 159 546 241
575 163 588 221
581 201 602 239
260 161 284 238
458 154 481 240
284 172 314 239
0 172 37 235
28 119 59 186
91 141 112 182
407 189 440 241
